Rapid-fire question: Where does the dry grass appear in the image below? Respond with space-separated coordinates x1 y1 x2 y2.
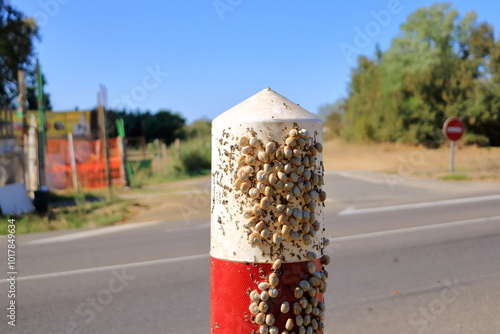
322 139 500 181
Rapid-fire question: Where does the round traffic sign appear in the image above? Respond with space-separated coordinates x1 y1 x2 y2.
443 117 465 141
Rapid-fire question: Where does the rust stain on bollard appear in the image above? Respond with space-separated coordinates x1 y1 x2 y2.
211 88 329 333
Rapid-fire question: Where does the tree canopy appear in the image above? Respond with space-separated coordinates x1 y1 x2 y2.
0 0 39 108
113 109 187 146
337 3 500 146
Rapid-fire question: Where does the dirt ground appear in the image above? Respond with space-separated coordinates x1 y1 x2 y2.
120 140 500 224
322 139 500 181
120 175 212 224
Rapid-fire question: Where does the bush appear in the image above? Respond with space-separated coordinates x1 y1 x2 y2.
167 138 211 177
463 133 489 147
180 144 211 175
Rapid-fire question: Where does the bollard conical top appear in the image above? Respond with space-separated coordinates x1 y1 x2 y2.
211 87 324 263
213 87 320 124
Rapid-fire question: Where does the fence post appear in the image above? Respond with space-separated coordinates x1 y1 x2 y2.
210 88 329 333
67 133 79 192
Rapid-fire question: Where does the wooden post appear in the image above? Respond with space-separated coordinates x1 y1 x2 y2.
17 70 28 146
116 135 126 186
98 90 112 197
26 115 39 196
210 88 329 333
68 133 79 192
36 61 46 187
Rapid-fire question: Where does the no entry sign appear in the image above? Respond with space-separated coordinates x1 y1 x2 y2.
443 116 465 172
443 117 465 141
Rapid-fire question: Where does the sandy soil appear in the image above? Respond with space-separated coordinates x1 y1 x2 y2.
120 140 500 224
322 139 500 181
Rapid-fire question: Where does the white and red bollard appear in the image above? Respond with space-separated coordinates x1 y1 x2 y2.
211 88 330 334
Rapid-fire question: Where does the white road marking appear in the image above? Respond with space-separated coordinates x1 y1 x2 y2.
329 215 500 242
6 215 500 283
0 253 208 283
24 221 161 245
330 171 385 185
331 271 500 307
164 223 210 233
328 170 470 191
338 194 500 216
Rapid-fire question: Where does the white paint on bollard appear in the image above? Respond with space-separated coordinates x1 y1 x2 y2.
211 87 325 262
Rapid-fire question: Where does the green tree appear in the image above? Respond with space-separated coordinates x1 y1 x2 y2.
0 1 38 107
339 2 500 146
184 118 211 141
141 110 186 145
27 85 52 110
318 99 345 138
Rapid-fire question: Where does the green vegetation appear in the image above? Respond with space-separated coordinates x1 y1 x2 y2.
172 118 211 176
125 118 212 187
0 1 52 109
114 109 186 146
168 138 211 177
323 3 500 147
0 192 137 235
439 174 470 181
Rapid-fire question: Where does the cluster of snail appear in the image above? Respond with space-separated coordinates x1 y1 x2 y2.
248 255 330 334
233 128 327 249
233 127 329 334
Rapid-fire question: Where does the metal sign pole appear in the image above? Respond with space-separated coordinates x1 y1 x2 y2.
449 140 455 173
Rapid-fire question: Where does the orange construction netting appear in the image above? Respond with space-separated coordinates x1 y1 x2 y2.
46 138 124 189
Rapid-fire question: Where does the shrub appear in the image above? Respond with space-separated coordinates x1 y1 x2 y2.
463 133 489 147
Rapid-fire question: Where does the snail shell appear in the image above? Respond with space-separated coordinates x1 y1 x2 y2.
285 318 294 331
266 314 275 326
281 301 290 313
249 290 260 302
319 190 327 202
306 262 316 275
254 312 266 325
241 146 253 155
299 280 310 291
249 188 259 198
238 136 249 146
283 146 293 159
294 287 303 299
249 302 259 315
299 129 310 138
260 228 271 238
266 142 277 154
295 315 304 327
268 287 279 298
272 258 283 270
315 142 323 153
257 151 269 162
249 137 259 147
293 302 302 315
306 251 317 261
277 172 288 182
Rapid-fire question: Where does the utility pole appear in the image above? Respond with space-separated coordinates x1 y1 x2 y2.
98 85 112 197
37 60 46 187
17 70 28 146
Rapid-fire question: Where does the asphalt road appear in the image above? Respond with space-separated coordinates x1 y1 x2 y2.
1 171 499 334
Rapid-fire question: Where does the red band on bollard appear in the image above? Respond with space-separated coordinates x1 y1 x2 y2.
210 256 324 333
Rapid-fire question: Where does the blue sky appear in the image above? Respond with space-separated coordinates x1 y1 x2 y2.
13 0 500 123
